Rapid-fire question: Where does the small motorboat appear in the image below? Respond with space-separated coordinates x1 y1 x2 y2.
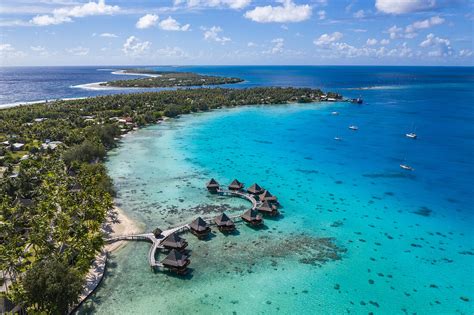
406 132 417 139
400 164 414 171
334 136 342 141
348 125 359 131
351 98 363 104
331 111 339 115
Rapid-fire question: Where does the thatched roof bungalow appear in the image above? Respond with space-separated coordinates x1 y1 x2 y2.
247 183 263 195
161 233 188 250
259 190 278 204
241 209 263 226
206 178 220 193
256 201 279 216
189 217 211 238
214 212 235 232
228 179 244 191
161 249 190 274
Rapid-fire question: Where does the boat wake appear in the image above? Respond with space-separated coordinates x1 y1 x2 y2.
344 85 405 91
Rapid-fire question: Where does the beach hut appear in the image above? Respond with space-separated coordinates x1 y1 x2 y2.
161 249 190 274
206 178 220 193
247 183 263 195
228 179 244 191
189 217 211 238
259 190 278 204
214 212 235 232
161 233 188 250
256 201 280 216
241 209 263 226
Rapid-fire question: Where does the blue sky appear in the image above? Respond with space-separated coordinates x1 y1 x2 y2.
0 0 473 66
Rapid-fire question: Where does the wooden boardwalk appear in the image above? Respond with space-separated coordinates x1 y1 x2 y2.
105 189 259 270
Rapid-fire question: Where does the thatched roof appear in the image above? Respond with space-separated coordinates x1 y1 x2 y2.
241 209 262 221
189 217 209 232
161 233 186 248
206 178 219 189
214 212 234 226
247 183 263 194
257 201 277 213
161 249 188 267
259 190 277 202
228 179 243 190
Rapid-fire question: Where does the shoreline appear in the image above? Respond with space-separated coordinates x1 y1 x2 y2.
103 205 144 252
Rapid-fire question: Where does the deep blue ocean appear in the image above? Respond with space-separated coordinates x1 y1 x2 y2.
1 66 473 314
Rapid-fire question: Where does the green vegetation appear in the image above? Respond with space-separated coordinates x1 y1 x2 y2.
0 87 341 312
101 71 244 88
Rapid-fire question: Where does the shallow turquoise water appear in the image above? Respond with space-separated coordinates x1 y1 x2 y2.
79 99 473 314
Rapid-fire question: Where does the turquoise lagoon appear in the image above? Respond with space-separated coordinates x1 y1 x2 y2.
78 67 473 314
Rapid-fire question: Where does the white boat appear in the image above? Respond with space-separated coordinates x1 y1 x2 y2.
331 111 339 115
334 136 342 141
400 164 414 171
406 132 417 139
348 125 359 131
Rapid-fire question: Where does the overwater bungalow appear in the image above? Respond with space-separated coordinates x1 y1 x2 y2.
161 233 188 251
247 183 263 195
228 179 244 191
259 190 278 204
214 212 235 232
161 249 190 274
241 209 263 226
206 178 220 193
256 201 280 216
189 217 211 238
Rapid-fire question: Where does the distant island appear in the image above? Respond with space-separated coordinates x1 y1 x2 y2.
101 69 244 88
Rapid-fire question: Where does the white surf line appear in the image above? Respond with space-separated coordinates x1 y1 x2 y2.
0 97 88 109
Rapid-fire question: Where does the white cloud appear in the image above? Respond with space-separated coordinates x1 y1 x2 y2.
174 0 251 9
380 39 390 45
159 16 190 31
420 33 452 56
459 49 473 57
66 46 89 56
387 25 402 39
122 36 151 56
30 46 46 52
375 0 436 14
202 26 231 44
0 43 27 60
247 41 257 47
405 16 445 34
313 32 343 46
318 10 326 20
136 14 159 29
244 0 312 23
353 9 365 18
156 46 188 58
30 0 119 26
266 38 284 54
366 38 378 46
99 32 118 38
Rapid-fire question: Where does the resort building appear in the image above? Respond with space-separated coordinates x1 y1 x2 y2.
214 212 235 232
160 249 190 274
259 190 278 204
11 143 25 151
161 233 188 251
256 201 280 216
189 217 211 238
206 178 220 193
241 209 263 226
228 179 244 191
247 183 263 195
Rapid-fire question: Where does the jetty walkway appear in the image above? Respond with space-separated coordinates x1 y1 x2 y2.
105 189 259 269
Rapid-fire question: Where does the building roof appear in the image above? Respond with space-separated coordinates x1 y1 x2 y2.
189 217 209 232
241 209 262 221
259 190 277 201
13 198 34 208
247 183 263 194
161 249 188 267
206 178 220 189
214 212 234 226
228 179 243 190
161 233 186 248
257 201 277 213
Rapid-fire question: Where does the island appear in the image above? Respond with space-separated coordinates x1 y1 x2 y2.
101 69 244 88
0 87 342 313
